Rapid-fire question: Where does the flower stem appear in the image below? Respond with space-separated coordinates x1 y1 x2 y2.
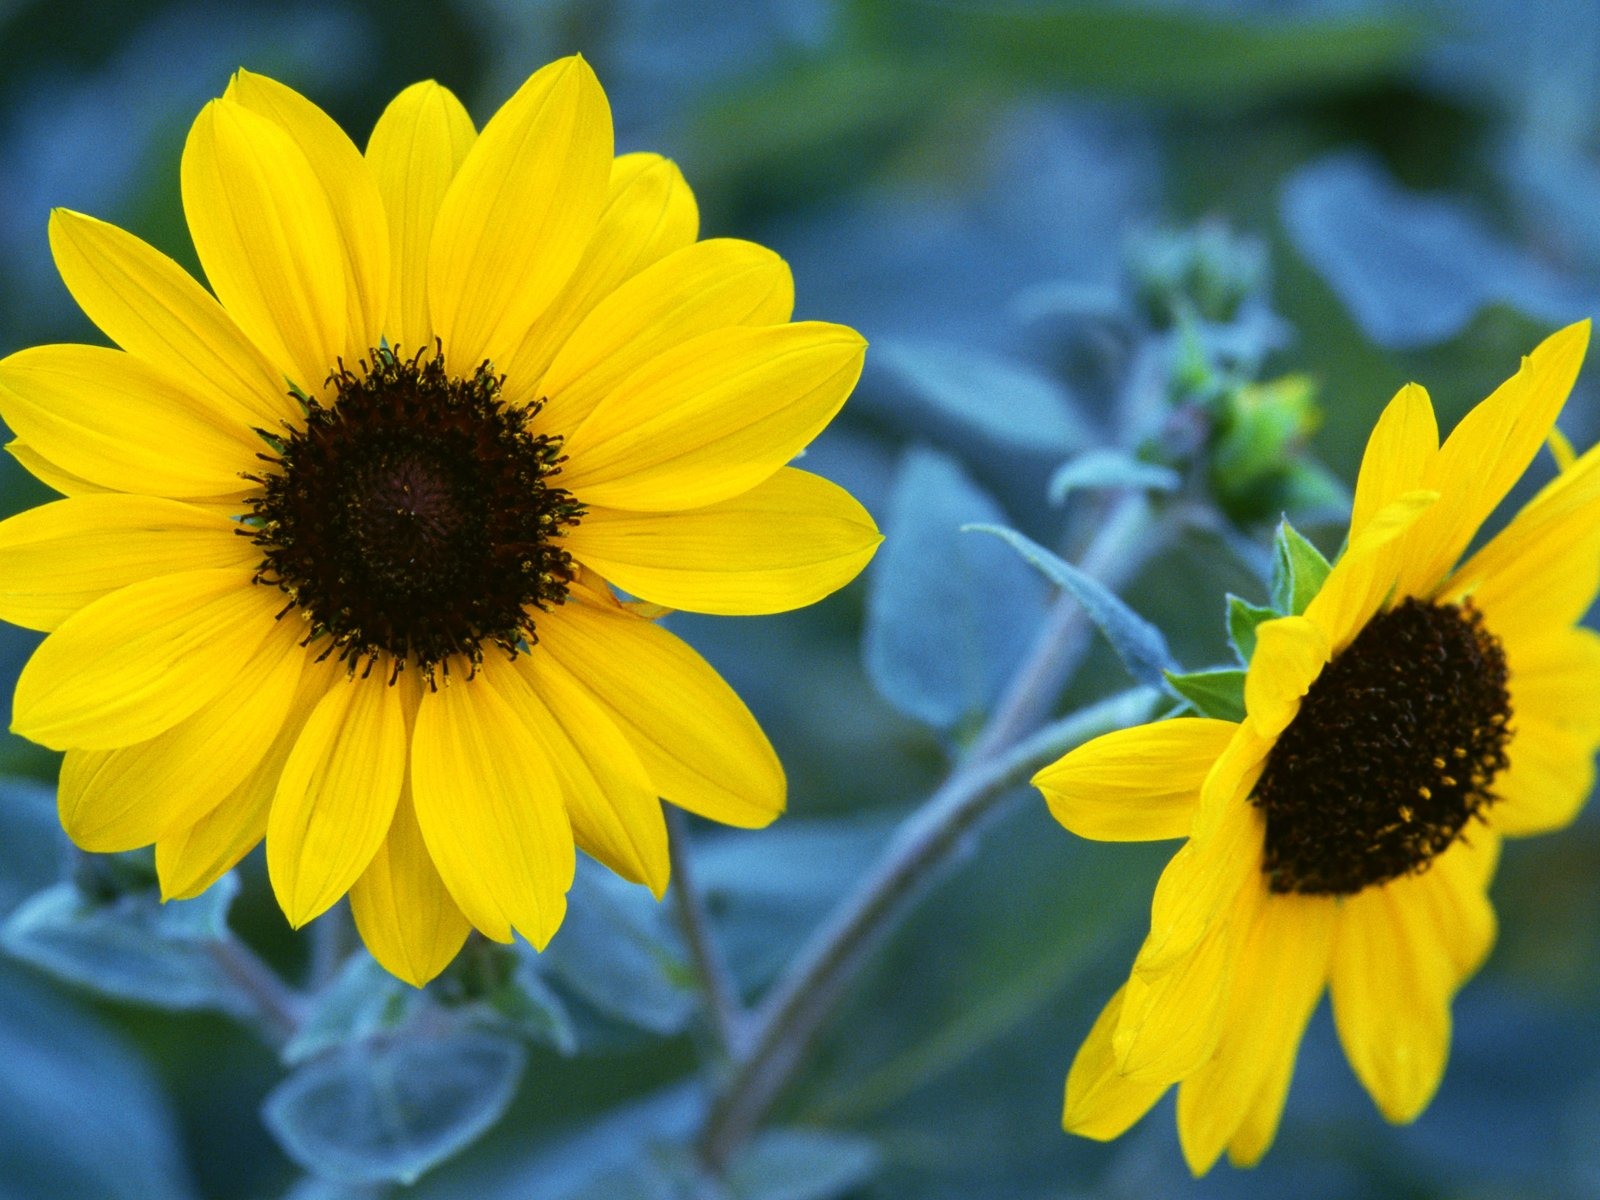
698 492 1169 1166
209 937 307 1048
668 805 750 1060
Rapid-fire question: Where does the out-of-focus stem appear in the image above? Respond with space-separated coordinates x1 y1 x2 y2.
667 805 749 1061
209 937 306 1048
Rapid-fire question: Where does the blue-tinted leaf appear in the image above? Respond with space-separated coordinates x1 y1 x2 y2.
1048 449 1180 502
285 954 420 1066
963 523 1174 687
1281 152 1594 347
539 859 695 1037
864 450 1052 730
264 1028 526 1186
1227 593 1280 663
1 876 243 1013
0 963 200 1200
1270 518 1332 616
869 339 1089 451
0 779 64 918
1164 667 1246 722
727 1129 881 1200
485 956 576 1056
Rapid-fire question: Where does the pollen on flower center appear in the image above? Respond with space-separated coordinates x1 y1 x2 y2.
1251 597 1511 895
244 346 583 681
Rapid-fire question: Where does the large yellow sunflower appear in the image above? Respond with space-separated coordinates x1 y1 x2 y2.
1034 322 1600 1173
0 57 878 986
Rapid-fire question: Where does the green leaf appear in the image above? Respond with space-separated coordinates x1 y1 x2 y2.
1164 667 1246 722
1269 519 1332 615
1226 594 1279 664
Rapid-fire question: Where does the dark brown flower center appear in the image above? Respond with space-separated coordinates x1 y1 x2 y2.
244 346 582 682
1251 597 1511 895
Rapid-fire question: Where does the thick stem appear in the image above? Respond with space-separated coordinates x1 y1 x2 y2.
699 492 1169 1166
667 806 749 1060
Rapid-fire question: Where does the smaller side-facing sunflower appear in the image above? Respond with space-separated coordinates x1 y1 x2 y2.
0 58 879 986
1034 322 1600 1173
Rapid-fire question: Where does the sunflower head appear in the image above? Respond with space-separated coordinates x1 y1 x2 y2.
0 57 879 986
1035 321 1600 1173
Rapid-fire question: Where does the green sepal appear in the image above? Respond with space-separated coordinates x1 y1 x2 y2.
1269 518 1331 615
1163 666 1246 722
1226 594 1279 664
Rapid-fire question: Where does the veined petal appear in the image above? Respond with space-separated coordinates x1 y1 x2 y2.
1330 835 1497 1123
365 80 476 355
503 152 700 406
1396 320 1590 599
1175 892 1335 1176
532 598 784 827
560 322 866 512
1302 488 1438 654
47 209 294 426
5 441 107 497
0 495 254 631
349 781 470 988
533 237 794 437
268 673 407 927
1446 438 1600 631
1349 382 1437 542
1493 717 1597 837
13 568 280 750
58 617 303 852
1034 717 1238 842
428 56 612 372
410 666 575 947
501 653 669 897
227 70 389 357
181 97 346 393
157 653 342 900
1243 617 1329 741
1062 985 1171 1141
1115 875 1265 1084
0 345 259 497
566 468 880 616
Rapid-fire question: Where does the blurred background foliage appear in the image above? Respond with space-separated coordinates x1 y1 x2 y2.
4 1 1600 1197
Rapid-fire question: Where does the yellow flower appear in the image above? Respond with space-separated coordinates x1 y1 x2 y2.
1034 322 1600 1173
0 58 879 986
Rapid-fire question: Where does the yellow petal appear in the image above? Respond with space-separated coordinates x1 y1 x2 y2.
428 56 612 371
1301 488 1438 654
268 674 407 927
5 441 106 497
1062 985 1171 1141
1139 738 1268 973
533 236 794 437
1175 891 1334 1176
1243 616 1329 740
1396 320 1590 599
502 653 669 897
47 209 294 427
364 80 476 355
559 322 866 511
349 780 470 987
157 653 341 900
58 617 304 852
13 568 280 750
181 97 346 393
503 152 701 405
0 345 258 497
1033 717 1238 842
1330 836 1497 1123
532 599 784 827
1349 382 1438 542
410 667 575 947
1446 437 1600 631
1115 875 1264 1084
1493 718 1597 837
566 468 879 616
1226 1040 1300 1168
227 70 389 357
0 495 254 631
